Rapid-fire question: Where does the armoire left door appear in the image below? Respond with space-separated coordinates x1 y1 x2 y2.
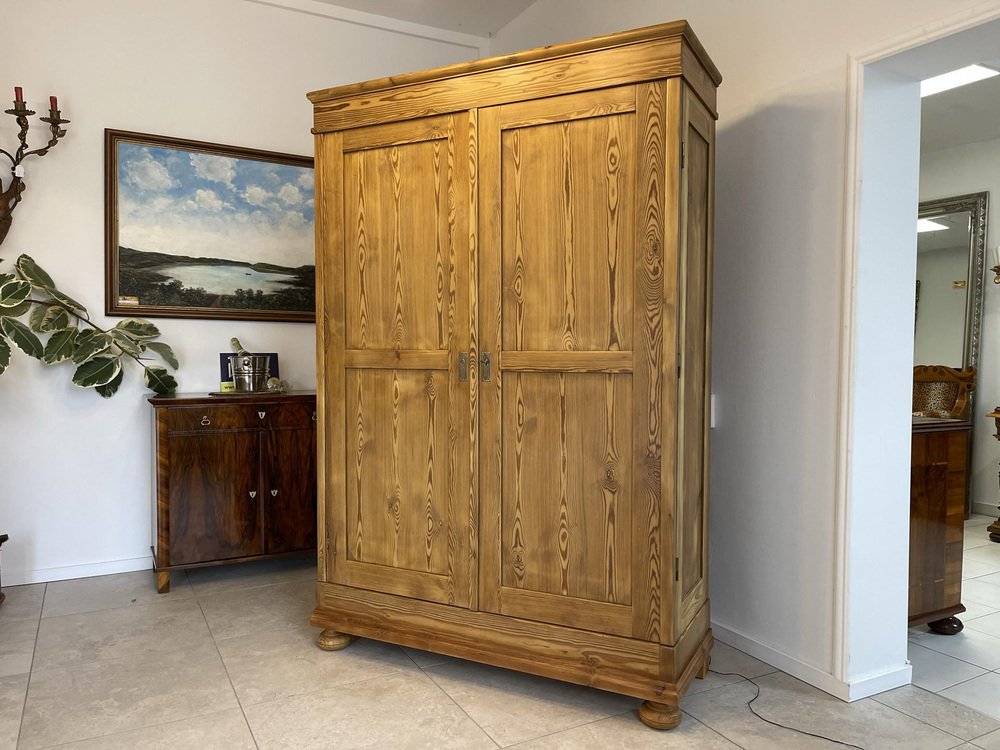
317 113 475 608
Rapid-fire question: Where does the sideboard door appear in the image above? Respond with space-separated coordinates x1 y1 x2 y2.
167 432 262 565
478 84 666 640
319 114 474 607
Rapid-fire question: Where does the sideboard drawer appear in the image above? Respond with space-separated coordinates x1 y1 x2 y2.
268 401 317 429
167 405 251 432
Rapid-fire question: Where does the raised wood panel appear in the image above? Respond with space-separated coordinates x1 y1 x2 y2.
346 369 451 576
501 373 633 606
265 427 317 554
500 107 635 352
343 120 454 351
674 85 714 635
480 84 664 641
329 113 472 608
168 432 262 565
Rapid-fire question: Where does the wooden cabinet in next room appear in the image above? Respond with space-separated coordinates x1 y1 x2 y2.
148 392 317 592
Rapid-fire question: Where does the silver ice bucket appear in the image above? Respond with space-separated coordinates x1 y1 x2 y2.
229 354 271 392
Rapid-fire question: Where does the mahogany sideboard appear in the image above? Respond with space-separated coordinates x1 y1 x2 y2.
148 391 317 593
909 417 969 633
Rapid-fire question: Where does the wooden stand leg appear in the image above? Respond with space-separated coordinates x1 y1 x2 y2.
156 571 170 594
928 616 963 635
638 700 681 730
989 518 1000 543
317 629 354 651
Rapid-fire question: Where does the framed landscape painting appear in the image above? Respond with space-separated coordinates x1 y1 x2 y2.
105 129 315 322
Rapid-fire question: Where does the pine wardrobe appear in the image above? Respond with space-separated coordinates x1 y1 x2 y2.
308 21 720 729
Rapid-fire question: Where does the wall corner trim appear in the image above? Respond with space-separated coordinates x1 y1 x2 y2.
7 555 152 587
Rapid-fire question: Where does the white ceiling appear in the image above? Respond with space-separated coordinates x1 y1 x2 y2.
310 0 536 36
921 60 1000 153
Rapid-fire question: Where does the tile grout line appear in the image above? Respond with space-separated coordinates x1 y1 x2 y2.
871 693 981 745
418 664 503 748
195 596 261 750
32 709 253 750
15 582 46 750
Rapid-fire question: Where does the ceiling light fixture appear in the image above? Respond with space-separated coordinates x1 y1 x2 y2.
921 64 999 97
917 218 948 233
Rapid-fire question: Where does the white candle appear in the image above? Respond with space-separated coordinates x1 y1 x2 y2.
994 245 1000 268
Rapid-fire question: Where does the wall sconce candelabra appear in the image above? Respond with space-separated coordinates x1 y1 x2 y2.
0 86 70 248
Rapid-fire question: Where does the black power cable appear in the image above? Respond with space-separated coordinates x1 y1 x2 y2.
708 669 865 749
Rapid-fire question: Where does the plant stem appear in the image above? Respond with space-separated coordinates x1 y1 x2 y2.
28 298 154 372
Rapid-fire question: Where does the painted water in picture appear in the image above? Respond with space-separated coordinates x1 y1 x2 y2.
108 132 314 321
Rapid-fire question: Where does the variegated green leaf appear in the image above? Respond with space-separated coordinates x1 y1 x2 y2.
43 328 79 364
0 299 31 318
115 319 160 339
143 340 178 370
47 288 87 316
0 336 9 375
72 355 122 388
29 303 72 333
14 254 55 290
0 279 30 308
110 329 143 357
143 365 177 395
72 329 111 364
95 368 124 398
0 317 43 358
0 273 13 286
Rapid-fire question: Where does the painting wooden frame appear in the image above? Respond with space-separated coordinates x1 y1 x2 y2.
105 129 315 322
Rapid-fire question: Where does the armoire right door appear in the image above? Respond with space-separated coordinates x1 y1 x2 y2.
477 83 674 642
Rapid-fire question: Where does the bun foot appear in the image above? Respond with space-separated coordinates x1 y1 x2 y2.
317 629 353 651
639 700 681 730
928 616 963 635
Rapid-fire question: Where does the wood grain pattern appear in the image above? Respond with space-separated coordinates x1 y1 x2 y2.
500 104 635 352
313 580 713 703
478 101 504 615
167 431 262 565
500 351 633 372
909 423 969 626
659 77 684 645
150 394 318 577
500 373 632 606
315 132 345 584
344 122 453 351
312 23 720 724
264 427 317 554
346 369 449 575
308 21 720 103
674 85 715 635
633 81 666 642
310 33 724 133
330 114 472 607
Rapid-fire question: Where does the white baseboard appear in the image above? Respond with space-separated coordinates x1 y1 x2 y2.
711 621 911 701
5 555 152 587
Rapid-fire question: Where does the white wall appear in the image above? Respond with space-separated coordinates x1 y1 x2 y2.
492 0 1000 698
0 0 482 585
921 137 1000 515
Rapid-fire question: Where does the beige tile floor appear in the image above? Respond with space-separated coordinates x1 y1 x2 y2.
1 519 1000 749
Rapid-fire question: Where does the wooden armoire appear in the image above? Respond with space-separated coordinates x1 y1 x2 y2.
308 21 720 729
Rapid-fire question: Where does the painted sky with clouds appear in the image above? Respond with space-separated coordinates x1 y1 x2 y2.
117 143 314 268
